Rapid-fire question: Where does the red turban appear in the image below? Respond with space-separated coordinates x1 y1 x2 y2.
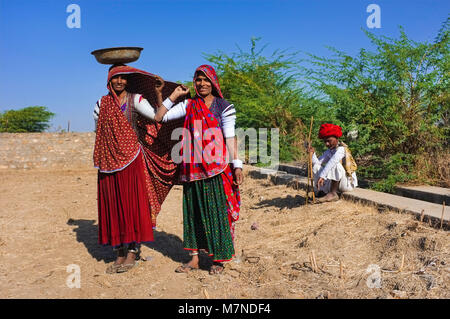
318 123 342 139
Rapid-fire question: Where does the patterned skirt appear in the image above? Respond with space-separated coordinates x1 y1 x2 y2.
97 151 154 248
182 173 235 262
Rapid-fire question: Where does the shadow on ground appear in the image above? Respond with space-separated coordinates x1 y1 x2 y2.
255 194 306 210
68 218 191 265
143 230 189 263
68 219 114 263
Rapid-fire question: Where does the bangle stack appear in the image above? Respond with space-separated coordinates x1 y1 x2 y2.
232 159 243 169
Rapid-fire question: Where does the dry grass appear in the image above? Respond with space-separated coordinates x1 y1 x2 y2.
227 174 449 298
0 168 448 299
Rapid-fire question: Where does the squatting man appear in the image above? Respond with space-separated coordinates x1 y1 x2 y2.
306 123 358 203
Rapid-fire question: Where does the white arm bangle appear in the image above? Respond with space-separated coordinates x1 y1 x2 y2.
162 98 174 110
232 159 243 169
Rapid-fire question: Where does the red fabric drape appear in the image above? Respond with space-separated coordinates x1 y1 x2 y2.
97 152 154 247
94 65 184 225
179 65 240 236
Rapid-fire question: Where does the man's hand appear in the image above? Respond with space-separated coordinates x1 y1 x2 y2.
318 177 325 187
233 168 243 186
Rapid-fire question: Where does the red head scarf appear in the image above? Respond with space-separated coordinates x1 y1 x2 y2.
106 65 183 109
318 123 343 139
93 66 142 173
193 64 224 98
179 64 228 181
93 65 183 172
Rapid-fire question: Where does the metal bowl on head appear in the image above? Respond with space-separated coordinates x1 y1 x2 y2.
91 47 143 65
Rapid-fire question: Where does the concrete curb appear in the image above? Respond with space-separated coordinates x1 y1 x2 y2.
278 164 449 205
246 165 449 228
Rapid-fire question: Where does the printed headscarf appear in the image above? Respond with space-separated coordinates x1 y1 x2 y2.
193 64 223 98
93 66 142 173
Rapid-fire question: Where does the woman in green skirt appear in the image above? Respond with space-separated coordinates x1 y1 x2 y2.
151 65 243 274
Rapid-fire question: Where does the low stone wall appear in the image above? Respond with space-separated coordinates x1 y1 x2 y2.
0 132 95 170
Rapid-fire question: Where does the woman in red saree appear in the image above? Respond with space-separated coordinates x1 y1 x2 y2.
93 64 186 273
151 65 243 275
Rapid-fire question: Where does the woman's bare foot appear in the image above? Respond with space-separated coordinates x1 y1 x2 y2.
114 246 127 265
122 243 140 266
123 251 137 265
106 246 126 274
175 255 199 273
209 262 224 275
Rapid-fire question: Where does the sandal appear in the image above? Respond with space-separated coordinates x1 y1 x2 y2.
175 264 198 273
105 263 123 274
117 260 139 273
117 245 141 273
106 245 127 274
209 263 224 275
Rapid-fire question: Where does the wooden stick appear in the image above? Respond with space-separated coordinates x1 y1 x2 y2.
306 174 309 206
311 250 318 273
308 116 313 142
310 156 315 203
440 201 445 230
307 116 315 204
420 209 425 223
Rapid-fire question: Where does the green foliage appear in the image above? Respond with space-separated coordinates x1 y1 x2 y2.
299 23 449 191
199 22 448 191
0 106 55 132
203 37 306 162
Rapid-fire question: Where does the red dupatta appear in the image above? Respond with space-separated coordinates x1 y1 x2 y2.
180 65 240 237
93 71 140 173
93 65 184 225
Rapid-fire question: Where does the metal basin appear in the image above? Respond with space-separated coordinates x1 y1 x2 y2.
91 47 143 64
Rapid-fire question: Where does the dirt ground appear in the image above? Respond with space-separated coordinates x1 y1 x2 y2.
0 168 448 299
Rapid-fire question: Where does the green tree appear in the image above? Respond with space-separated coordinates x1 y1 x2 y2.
300 22 449 191
198 22 449 191
0 106 55 132
204 37 306 163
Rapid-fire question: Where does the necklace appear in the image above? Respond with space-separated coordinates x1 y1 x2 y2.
119 92 127 105
119 92 127 112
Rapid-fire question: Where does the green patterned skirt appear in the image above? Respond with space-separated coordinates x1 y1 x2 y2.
182 173 235 262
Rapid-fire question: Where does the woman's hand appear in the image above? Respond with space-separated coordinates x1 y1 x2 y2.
233 168 243 186
154 75 165 94
169 85 190 102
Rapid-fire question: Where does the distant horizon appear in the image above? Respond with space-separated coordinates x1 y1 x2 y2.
1 0 448 132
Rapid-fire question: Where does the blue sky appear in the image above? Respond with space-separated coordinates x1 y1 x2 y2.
0 0 448 132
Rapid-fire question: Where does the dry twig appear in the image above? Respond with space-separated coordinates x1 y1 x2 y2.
399 254 405 272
